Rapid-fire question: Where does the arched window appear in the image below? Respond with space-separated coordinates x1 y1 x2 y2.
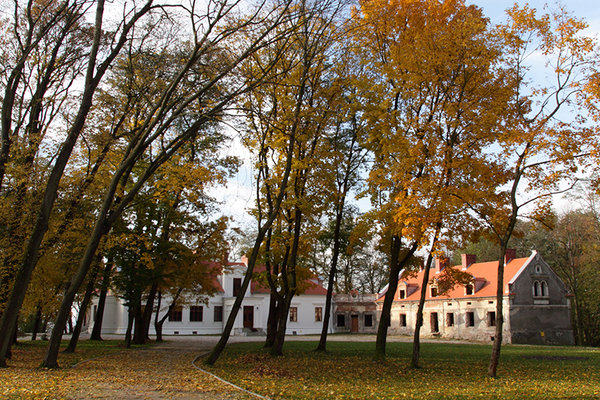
541 281 548 297
533 281 541 297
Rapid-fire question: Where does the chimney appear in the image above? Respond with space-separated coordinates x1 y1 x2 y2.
241 255 249 266
505 249 516 265
434 257 449 272
461 254 477 269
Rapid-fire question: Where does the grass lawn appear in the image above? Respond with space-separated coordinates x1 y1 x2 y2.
204 341 600 399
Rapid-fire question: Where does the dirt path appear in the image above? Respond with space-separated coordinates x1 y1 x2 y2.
68 338 256 400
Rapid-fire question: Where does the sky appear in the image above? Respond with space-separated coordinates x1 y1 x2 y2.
212 0 600 232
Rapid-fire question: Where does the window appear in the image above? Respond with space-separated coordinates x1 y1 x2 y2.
364 314 373 327
169 307 182 322
400 313 407 327
214 306 223 322
315 307 322 322
430 312 439 333
233 278 242 297
446 313 454 327
487 311 496 327
190 306 203 322
399 289 406 299
289 307 298 322
535 265 542 273
466 312 475 327
465 284 474 295
541 281 548 297
430 287 438 297
337 314 345 327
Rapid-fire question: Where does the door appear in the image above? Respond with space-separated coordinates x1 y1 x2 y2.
243 306 254 329
351 315 359 333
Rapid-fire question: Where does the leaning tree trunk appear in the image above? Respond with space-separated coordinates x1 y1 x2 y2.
0 0 154 368
65 257 102 353
90 260 113 340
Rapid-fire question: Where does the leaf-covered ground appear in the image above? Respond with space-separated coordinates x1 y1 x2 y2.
2 337 599 399
0 339 253 399
204 340 600 399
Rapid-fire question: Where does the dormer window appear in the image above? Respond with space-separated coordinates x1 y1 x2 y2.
431 287 438 297
399 289 406 299
465 284 474 295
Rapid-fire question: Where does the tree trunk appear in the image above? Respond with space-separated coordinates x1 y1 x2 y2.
410 253 434 368
316 201 345 352
204 227 274 365
31 306 42 341
0 0 154 368
142 282 157 340
133 298 145 345
374 235 402 361
65 257 102 353
125 308 134 348
271 295 292 356
154 291 163 342
265 293 280 348
488 244 508 377
90 261 113 340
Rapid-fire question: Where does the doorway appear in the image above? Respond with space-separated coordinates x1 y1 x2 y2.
430 312 439 333
243 306 254 329
351 315 359 333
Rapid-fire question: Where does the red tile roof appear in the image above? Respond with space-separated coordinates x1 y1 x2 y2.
249 263 328 295
378 254 532 302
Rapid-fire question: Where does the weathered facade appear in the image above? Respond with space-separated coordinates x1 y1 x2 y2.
332 292 378 334
381 250 574 345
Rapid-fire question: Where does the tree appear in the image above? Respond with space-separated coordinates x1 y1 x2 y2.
205 0 345 364
351 0 512 363
0 0 156 367
41 0 300 368
457 4 596 377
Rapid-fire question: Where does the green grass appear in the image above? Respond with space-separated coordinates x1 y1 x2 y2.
205 341 600 399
